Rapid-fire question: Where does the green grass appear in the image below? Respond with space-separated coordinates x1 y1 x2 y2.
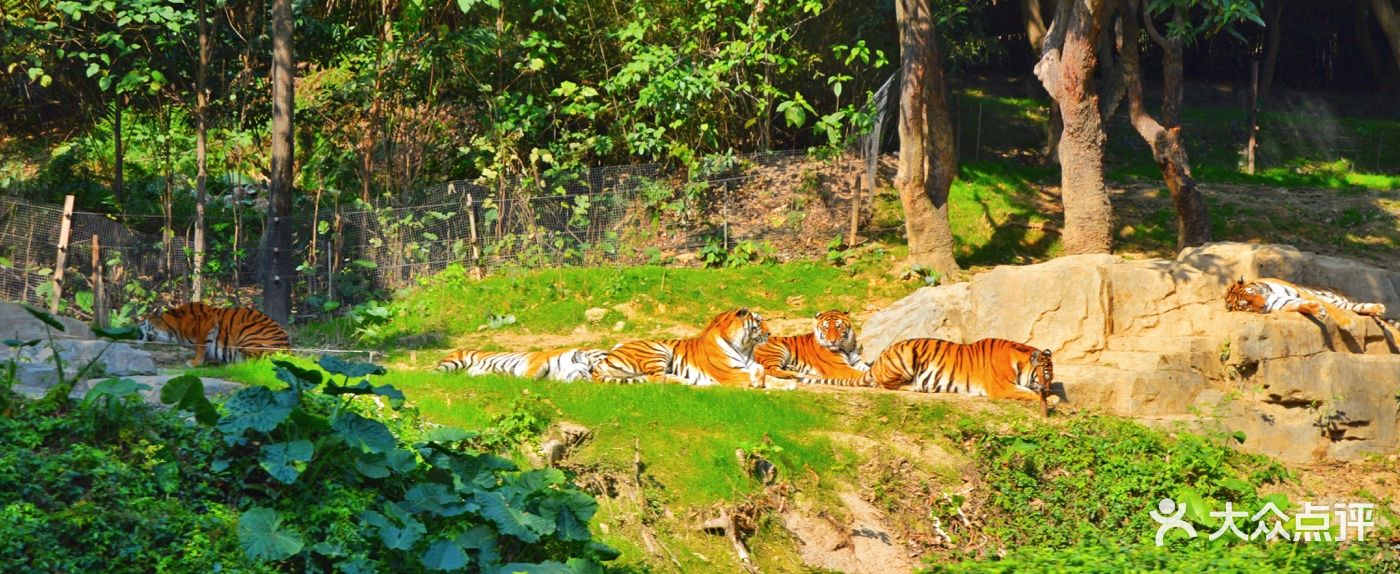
195 357 874 507
306 261 916 351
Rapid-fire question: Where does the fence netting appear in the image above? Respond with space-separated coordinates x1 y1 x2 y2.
1 150 864 323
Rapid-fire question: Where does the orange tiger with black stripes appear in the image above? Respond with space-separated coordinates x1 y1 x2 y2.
1225 277 1398 337
805 338 1053 402
755 310 867 380
437 348 607 382
591 308 770 387
137 302 289 366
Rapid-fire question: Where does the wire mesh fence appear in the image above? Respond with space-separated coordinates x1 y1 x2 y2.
0 150 865 323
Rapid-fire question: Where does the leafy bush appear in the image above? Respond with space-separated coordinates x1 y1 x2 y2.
950 415 1290 550
0 354 614 572
926 539 1399 574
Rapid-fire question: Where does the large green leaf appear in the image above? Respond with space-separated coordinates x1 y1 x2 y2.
333 412 397 454
81 377 149 406
354 448 417 478
403 483 468 517
238 507 304 562
420 539 470 571
456 526 500 570
361 509 425 551
318 355 386 378
218 387 297 436
273 360 323 391
92 325 139 340
475 491 555 543
538 490 598 542
420 426 474 444
497 562 572 574
2 338 41 348
259 440 314 484
159 374 218 425
22 304 65 332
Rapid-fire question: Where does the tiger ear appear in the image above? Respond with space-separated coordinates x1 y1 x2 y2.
1236 276 1245 285
736 308 749 317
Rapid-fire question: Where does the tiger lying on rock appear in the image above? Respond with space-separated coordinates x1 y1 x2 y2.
1225 277 1399 337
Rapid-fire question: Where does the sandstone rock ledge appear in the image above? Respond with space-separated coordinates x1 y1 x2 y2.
862 243 1400 463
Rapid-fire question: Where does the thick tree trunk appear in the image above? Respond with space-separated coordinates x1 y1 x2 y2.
1260 0 1284 99
1121 1 1210 251
1161 8 1185 128
193 0 209 301
264 0 295 324
894 0 960 276
1373 0 1400 79
1036 0 1113 255
113 90 124 208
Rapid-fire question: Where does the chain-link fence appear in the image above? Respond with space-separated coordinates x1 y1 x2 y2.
0 150 867 322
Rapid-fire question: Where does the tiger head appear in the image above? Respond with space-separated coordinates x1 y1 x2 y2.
1028 348 1054 393
137 306 186 344
1225 277 1265 313
813 310 857 352
705 308 770 354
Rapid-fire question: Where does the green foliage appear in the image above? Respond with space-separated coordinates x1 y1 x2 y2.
926 538 1398 573
950 415 1290 550
700 237 776 268
0 354 613 572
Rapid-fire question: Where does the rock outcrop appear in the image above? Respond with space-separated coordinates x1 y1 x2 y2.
2 300 158 393
861 243 1400 463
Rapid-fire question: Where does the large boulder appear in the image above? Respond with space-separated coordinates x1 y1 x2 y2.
860 243 1400 463
0 301 94 340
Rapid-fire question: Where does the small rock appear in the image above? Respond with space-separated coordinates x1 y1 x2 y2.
540 440 568 466
612 321 626 332
584 307 608 324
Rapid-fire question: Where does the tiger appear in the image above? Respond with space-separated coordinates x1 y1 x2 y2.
436 348 607 382
754 310 868 381
591 308 771 387
1224 277 1391 330
803 338 1054 403
137 302 290 366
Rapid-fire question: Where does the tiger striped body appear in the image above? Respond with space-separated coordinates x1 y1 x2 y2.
1225 277 1389 329
806 338 1053 402
756 310 867 380
138 302 289 367
436 348 606 382
591 308 771 387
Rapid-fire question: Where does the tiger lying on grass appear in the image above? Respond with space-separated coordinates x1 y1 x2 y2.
1225 277 1399 337
802 338 1054 403
138 302 289 366
755 309 868 380
590 308 770 387
436 348 607 382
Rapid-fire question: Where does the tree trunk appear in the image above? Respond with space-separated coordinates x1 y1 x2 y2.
1121 1 1210 251
264 0 295 325
1023 0 1061 165
1035 0 1113 255
193 0 209 302
113 90 124 208
894 0 960 276
1372 0 1400 80
1260 0 1284 99
1161 7 1185 128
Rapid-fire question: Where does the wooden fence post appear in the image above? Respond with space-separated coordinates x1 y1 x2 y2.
91 235 107 328
49 195 75 313
847 173 862 247
1247 60 1260 175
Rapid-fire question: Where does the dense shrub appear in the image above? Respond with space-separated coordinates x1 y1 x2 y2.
0 355 613 573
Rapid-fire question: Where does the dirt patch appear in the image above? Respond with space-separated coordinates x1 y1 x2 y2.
1113 181 1400 270
781 491 917 574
